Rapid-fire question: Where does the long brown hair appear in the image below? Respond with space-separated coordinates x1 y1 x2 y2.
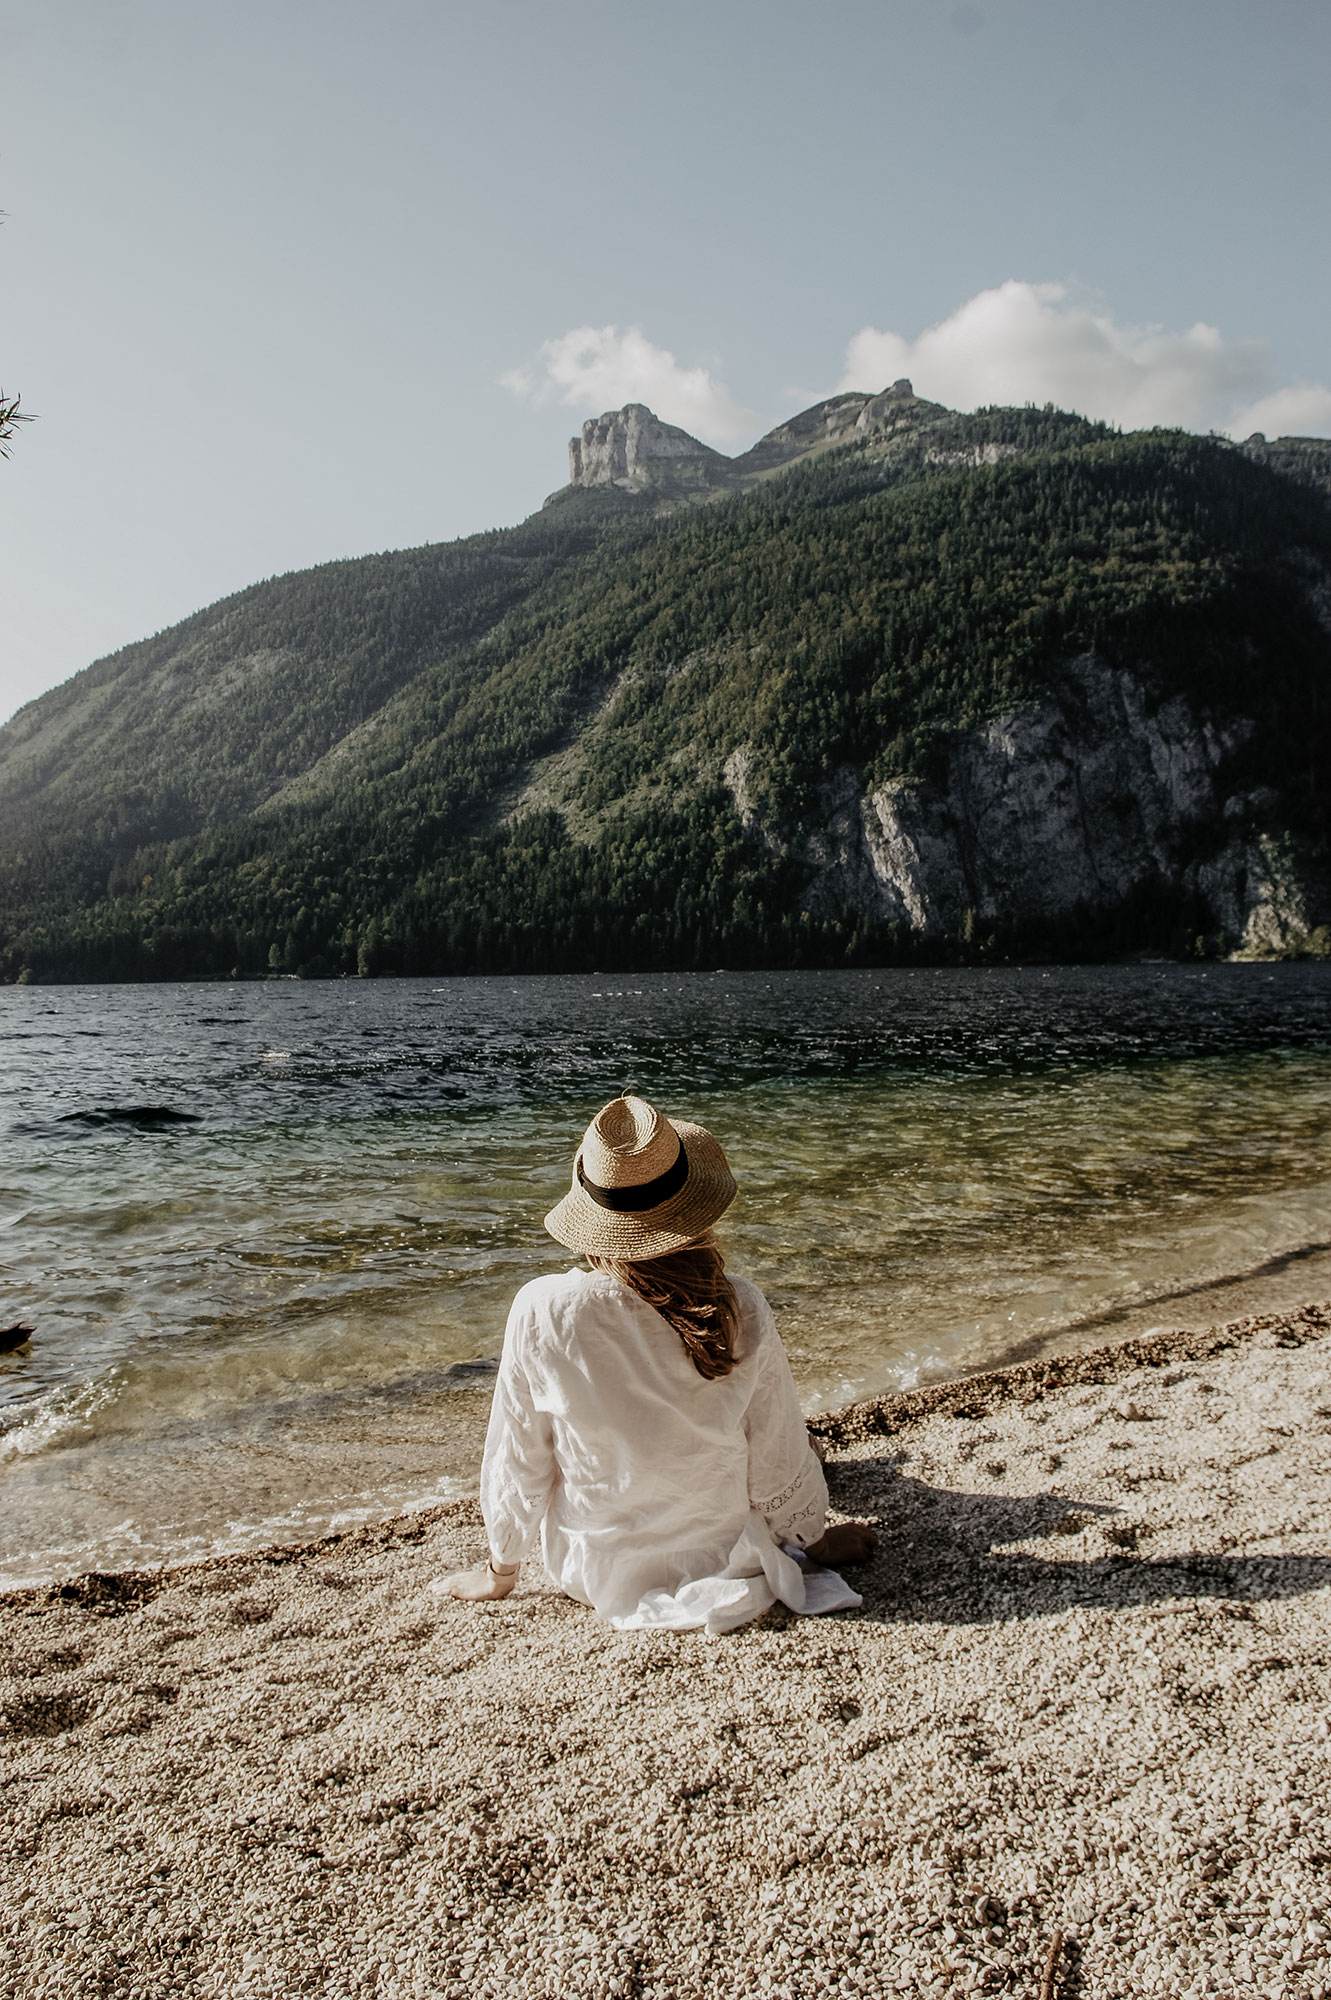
589 1231 739 1380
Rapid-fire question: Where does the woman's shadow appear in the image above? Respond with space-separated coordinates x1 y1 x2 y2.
824 1457 1331 1625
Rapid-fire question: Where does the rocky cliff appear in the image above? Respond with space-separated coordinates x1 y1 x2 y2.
565 405 734 495
725 653 1326 957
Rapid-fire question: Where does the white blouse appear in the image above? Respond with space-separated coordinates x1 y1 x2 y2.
479 1268 861 1634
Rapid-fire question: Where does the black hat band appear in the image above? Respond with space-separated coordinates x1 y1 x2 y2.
577 1138 689 1212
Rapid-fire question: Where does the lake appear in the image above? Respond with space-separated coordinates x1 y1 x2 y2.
2 964 1329 1586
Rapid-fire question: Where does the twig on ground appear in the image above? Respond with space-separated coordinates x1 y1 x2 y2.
1038 1927 1065 2000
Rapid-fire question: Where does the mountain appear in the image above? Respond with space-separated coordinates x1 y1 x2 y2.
2 390 1330 981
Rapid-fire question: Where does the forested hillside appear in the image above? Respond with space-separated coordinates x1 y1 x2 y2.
3 399 1330 981
0 504 650 870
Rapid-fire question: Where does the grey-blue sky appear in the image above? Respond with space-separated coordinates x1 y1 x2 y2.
2 0 1328 720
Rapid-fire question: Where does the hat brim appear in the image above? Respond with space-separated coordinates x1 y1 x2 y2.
543 1120 737 1260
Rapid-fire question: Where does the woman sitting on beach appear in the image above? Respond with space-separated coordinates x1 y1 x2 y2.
440 1095 876 1634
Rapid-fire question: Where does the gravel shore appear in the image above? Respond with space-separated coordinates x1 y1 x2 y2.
3 1303 1329 2000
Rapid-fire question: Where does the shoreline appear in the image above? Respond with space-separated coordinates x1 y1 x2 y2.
6 1284 1329 1606
8 1239 1331 1599
3 1296 1327 1613
5 946 1331 988
3 1300 1330 1999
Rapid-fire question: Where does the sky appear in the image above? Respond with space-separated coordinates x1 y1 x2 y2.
2 0 1329 722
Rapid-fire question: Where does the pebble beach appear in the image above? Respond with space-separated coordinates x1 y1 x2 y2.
3 1302 1330 2000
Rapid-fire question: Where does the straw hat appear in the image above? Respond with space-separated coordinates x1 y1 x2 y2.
544 1094 737 1260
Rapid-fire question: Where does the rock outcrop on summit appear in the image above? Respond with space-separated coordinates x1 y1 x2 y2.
564 404 733 495
555 379 943 502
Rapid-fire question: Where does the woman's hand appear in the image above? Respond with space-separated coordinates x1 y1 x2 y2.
804 1521 876 1567
434 1561 519 1603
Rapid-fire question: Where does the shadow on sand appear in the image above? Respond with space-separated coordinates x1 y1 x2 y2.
825 1461 1331 1625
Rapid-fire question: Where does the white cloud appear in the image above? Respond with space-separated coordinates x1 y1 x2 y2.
1230 383 1331 440
838 281 1331 438
501 324 752 443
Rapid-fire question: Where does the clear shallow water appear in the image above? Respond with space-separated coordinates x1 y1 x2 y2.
1 966 1329 1585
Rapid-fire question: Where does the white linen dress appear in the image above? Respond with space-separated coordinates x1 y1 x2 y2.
479 1268 861 1635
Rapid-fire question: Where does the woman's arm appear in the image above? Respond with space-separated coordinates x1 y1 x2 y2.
745 1293 877 1564
437 1293 556 1605
745 1302 832 1550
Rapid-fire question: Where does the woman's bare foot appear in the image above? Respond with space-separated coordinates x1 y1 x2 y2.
431 1563 518 1603
804 1521 877 1566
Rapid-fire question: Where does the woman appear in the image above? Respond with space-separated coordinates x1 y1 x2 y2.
439 1094 876 1634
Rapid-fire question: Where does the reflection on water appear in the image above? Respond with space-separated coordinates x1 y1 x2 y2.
1 966 1328 1584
